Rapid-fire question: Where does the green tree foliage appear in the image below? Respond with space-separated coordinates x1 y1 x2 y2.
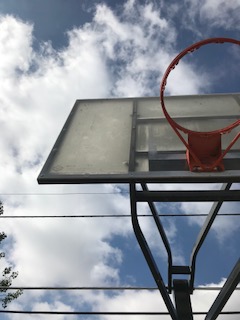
0 201 23 308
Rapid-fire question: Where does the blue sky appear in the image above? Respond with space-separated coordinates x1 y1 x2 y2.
0 0 239 319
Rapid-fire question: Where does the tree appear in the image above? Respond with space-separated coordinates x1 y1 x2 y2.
0 201 23 308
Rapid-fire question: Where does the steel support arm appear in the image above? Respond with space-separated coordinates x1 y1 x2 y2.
189 183 232 291
140 183 173 292
130 183 178 320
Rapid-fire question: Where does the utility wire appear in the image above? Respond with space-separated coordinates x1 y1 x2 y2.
0 310 239 315
0 192 128 196
1 188 239 196
1 286 239 291
0 213 239 218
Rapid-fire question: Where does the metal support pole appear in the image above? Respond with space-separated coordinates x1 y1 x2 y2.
205 259 240 320
130 183 178 320
173 280 193 320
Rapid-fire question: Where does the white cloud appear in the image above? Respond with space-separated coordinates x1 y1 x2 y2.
142 3 168 29
0 16 33 77
180 200 240 243
191 279 240 318
2 188 131 286
7 299 77 320
80 277 240 320
90 289 171 320
183 0 240 31
91 1 208 97
200 0 240 30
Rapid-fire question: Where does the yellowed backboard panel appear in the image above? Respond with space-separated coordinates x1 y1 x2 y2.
38 93 240 183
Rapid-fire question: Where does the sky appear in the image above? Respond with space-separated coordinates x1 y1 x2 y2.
0 0 239 319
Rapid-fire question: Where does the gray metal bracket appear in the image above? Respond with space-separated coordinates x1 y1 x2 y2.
129 181 239 320
130 183 178 320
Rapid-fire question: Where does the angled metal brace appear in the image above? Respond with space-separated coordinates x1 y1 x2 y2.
130 183 178 320
189 183 232 291
140 183 173 293
205 258 240 320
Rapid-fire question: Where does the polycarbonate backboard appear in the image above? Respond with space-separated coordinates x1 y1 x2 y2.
38 93 240 184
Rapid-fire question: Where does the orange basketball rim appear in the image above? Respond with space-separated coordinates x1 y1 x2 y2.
160 37 240 172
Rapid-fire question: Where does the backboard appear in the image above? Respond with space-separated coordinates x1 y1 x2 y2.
38 93 240 184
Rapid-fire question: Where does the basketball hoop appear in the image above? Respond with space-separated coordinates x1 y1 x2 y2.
160 37 240 172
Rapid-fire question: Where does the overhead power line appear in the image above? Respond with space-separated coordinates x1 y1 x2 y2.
0 192 129 196
0 187 239 196
0 310 239 315
1 286 239 291
0 213 239 218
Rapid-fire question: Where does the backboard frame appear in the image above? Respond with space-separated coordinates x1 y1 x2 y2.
38 94 240 184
